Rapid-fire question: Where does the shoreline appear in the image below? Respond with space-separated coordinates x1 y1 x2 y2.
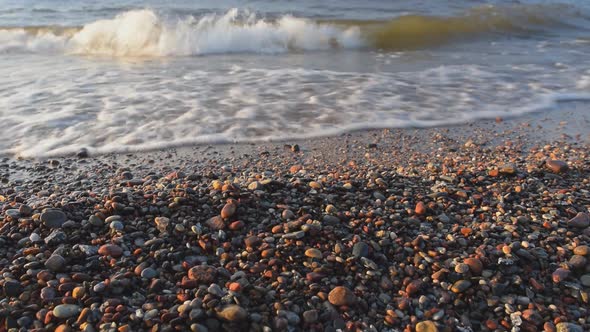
1 108 590 332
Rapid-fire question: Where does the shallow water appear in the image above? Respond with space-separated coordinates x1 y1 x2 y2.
1 0 590 157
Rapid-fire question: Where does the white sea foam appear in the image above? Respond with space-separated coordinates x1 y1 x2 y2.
0 9 364 56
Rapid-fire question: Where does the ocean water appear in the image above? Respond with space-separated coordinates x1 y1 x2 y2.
1 0 590 157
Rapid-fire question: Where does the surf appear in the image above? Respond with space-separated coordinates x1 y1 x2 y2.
0 4 586 56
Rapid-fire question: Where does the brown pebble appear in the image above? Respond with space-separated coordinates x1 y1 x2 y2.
221 200 237 219
328 286 356 306
415 201 426 215
552 268 570 283
574 245 589 256
216 305 248 321
188 265 217 284
98 244 123 258
416 320 438 332
546 159 569 173
569 213 590 229
464 258 483 275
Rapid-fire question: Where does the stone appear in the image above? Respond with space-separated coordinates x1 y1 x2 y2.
305 248 322 259
154 217 169 232
406 280 423 296
188 265 217 284
221 201 237 219
450 280 471 293
569 255 587 270
44 230 67 245
352 242 369 258
41 210 67 229
546 160 569 173
72 286 85 299
309 181 322 189
499 163 517 175
98 244 123 258
302 310 318 324
45 255 66 272
328 286 356 306
244 236 261 248
141 268 158 279
569 213 590 229
574 245 589 256
415 201 426 215
416 320 438 332
454 263 470 274
522 309 543 326
53 304 81 319
464 258 483 275
552 268 570 283
555 322 584 332
580 275 590 287
216 305 247 321
3 280 23 297
206 216 225 230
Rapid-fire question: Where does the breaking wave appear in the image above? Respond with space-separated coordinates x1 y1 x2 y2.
0 4 586 56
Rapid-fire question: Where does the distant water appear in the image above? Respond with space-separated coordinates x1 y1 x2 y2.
1 0 590 157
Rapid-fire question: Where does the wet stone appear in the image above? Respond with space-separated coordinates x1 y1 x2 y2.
352 242 369 258
3 280 23 297
569 255 587 270
41 210 67 229
216 305 247 322
141 268 158 279
569 213 590 229
45 255 66 272
450 280 472 293
188 265 217 284
302 310 318 324
53 304 81 319
44 230 67 245
328 286 356 306
98 244 123 258
546 159 569 173
574 245 589 256
416 320 439 332
555 323 584 332
552 268 570 283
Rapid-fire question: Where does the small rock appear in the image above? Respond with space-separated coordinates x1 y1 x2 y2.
499 163 517 175
454 263 470 274
53 304 81 319
141 268 158 279
188 265 217 284
206 216 225 230
309 181 322 189
580 274 590 287
546 160 569 173
45 255 66 272
328 286 356 306
555 322 584 332
569 255 587 270
552 268 570 283
415 201 426 215
569 213 590 229
450 280 472 293
221 200 237 219
3 280 23 297
41 210 67 229
305 248 322 259
98 244 123 258
464 258 483 275
352 242 369 258
216 305 247 322
244 236 261 248
154 217 169 233
302 310 318 324
574 245 589 256
415 320 438 332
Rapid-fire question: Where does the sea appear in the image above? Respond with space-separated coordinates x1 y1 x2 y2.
1 0 590 157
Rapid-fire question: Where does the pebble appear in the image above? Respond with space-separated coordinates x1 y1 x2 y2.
574 245 589 256
53 304 81 319
98 244 123 258
464 258 483 275
569 213 590 229
552 268 570 283
352 242 369 258
45 254 66 272
415 320 438 332
141 268 158 279
415 201 426 215
216 305 248 321
302 310 318 324
188 265 217 284
555 322 584 332
328 286 356 306
305 248 322 259
546 159 569 173
221 200 237 219
41 210 67 228
450 280 471 293
3 280 23 297
580 275 590 287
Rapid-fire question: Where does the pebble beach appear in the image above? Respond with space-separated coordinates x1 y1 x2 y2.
1 109 590 332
